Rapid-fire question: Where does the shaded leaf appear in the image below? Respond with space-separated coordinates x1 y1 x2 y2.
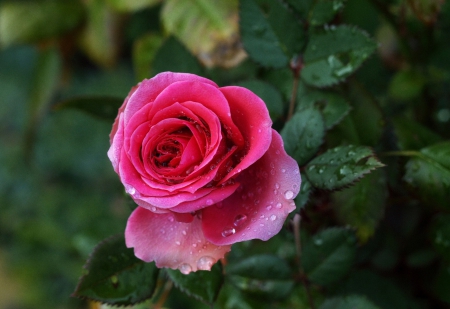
295 177 312 209
226 254 295 300
388 69 426 101
332 169 387 241
151 36 203 76
431 214 450 261
302 227 356 286
393 117 443 150
305 145 384 190
309 0 347 26
404 141 450 208
302 25 377 87
54 96 124 121
281 106 325 166
0 0 84 47
132 33 164 81
24 47 61 160
73 235 159 306
236 80 284 121
319 295 381 309
166 263 223 306
239 0 289 68
432 262 450 304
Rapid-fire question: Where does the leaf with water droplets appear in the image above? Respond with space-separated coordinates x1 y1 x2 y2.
72 235 159 306
281 106 325 166
302 228 357 286
226 254 295 300
305 145 384 190
239 0 304 68
166 262 224 305
332 169 387 242
404 141 450 209
302 25 377 87
319 295 381 309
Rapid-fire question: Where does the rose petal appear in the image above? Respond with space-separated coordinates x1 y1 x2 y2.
125 206 231 273
202 130 301 245
107 112 125 173
123 72 218 125
218 86 273 184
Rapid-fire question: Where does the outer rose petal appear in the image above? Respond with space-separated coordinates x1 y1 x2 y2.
202 130 301 246
125 207 231 273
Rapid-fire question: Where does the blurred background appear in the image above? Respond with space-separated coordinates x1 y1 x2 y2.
1 0 450 308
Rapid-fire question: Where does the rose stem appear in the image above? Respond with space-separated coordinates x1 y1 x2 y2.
293 213 316 309
287 55 303 121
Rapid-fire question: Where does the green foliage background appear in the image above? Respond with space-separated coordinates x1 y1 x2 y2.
0 0 450 308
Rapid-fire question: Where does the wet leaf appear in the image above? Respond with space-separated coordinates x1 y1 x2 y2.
309 0 347 26
73 235 159 306
305 145 384 190
302 228 356 286
166 263 223 306
302 25 377 87
319 295 381 309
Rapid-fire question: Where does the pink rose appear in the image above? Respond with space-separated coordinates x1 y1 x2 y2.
108 72 301 273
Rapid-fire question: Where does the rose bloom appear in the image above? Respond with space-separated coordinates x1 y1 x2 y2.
108 72 301 274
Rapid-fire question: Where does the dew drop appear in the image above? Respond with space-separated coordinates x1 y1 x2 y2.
294 169 300 174
206 199 214 206
192 243 197 248
151 206 157 212
182 230 187 236
284 190 294 199
168 216 174 222
127 186 136 195
273 190 278 195
233 214 248 227
179 263 192 274
266 205 272 210
274 183 280 189
222 227 236 237
175 241 181 246
270 215 277 221
197 256 216 270
260 223 265 227
276 202 282 209
281 168 286 173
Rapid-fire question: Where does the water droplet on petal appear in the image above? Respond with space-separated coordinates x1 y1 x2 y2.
179 263 192 274
270 215 277 221
175 241 181 246
276 202 282 209
182 230 187 236
233 214 248 227
168 216 174 222
151 206 157 212
222 227 236 237
266 205 272 210
127 186 136 195
206 199 214 206
192 243 197 248
197 256 216 270
274 183 280 189
284 190 294 199
281 169 286 173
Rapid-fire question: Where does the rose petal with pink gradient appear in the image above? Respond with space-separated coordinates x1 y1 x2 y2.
125 206 231 273
202 130 301 246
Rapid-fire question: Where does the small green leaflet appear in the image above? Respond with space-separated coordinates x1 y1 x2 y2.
72 235 159 306
305 145 384 190
166 263 224 306
302 25 377 87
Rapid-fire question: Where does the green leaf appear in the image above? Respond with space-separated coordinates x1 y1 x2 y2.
295 177 312 209
226 254 295 300
24 47 61 160
79 0 121 68
281 106 325 166
236 80 284 121
309 0 347 26
297 85 351 129
151 36 203 76
432 262 450 304
305 145 384 190
328 80 384 147
132 33 164 81
239 0 289 68
388 69 426 101
332 169 387 242
302 227 356 286
73 235 159 306
393 117 443 150
302 25 377 87
161 0 238 66
0 0 84 47
319 295 381 309
431 214 450 261
106 0 161 12
404 141 450 208
166 263 223 306
54 96 124 121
